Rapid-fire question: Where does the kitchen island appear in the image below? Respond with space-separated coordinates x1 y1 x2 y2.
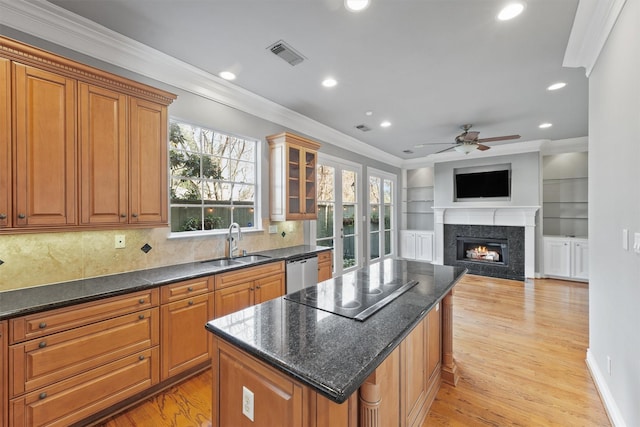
205 259 466 427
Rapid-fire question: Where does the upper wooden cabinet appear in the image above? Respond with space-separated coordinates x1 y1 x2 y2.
0 36 176 232
267 132 320 221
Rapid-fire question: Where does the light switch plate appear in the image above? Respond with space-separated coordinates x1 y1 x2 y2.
269 225 278 234
634 233 640 254
242 386 254 421
623 229 628 251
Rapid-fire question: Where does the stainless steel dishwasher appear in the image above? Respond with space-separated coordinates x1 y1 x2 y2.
285 253 318 294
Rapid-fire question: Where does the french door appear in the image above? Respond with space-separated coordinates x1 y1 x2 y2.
368 168 397 261
314 155 361 276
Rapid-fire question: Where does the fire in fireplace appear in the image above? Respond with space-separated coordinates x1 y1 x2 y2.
456 237 509 266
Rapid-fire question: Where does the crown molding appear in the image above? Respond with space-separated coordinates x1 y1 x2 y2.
0 0 402 168
540 136 588 155
563 0 627 76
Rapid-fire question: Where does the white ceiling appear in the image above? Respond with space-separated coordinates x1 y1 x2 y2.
45 0 587 160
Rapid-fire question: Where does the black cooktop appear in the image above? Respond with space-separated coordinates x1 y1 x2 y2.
284 260 419 321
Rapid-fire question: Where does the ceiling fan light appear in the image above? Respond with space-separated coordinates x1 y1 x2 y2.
345 0 370 12
539 122 552 129
454 144 477 155
497 2 525 21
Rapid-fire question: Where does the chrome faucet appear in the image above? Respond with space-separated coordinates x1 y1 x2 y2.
226 222 242 258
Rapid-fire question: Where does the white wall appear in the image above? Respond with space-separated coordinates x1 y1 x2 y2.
588 0 640 424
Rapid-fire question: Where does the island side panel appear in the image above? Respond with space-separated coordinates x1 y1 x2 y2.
441 289 460 386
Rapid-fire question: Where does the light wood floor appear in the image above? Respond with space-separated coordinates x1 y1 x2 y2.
96 275 609 427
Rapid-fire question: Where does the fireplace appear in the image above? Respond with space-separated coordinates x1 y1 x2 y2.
457 237 509 265
444 224 524 281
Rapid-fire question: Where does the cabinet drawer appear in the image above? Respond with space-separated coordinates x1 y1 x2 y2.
10 347 158 427
9 288 158 344
317 250 332 265
215 261 285 289
10 308 159 398
161 276 213 304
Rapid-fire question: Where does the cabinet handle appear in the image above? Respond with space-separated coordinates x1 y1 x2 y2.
39 392 47 400
0 213 6 219
139 355 145 361
138 314 145 320
188 300 194 306
38 341 47 348
132 213 138 218
256 286 261 290
187 287 193 292
18 213 26 219
39 322 47 329
139 299 145 304
120 213 127 218
250 287 254 291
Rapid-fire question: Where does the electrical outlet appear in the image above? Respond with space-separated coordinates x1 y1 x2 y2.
269 225 278 234
242 386 254 421
115 235 126 249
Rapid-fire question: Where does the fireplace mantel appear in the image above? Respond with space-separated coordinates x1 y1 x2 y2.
433 206 539 278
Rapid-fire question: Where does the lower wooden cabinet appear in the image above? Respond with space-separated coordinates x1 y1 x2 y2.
10 347 158 427
214 261 285 318
1 321 7 427
160 277 214 380
317 250 333 282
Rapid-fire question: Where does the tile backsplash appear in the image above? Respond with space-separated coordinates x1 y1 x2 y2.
0 219 303 291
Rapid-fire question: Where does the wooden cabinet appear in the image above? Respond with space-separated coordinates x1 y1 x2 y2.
13 63 77 228
0 36 175 233
214 262 285 318
426 305 441 382
129 97 169 225
543 236 588 281
160 277 214 380
267 132 321 221
317 250 333 282
1 321 7 427
8 289 160 426
0 59 9 229
400 230 434 262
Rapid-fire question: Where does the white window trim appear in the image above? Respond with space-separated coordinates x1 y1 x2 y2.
366 167 398 262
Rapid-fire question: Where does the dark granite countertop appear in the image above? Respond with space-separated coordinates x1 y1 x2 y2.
0 245 330 320
205 259 466 403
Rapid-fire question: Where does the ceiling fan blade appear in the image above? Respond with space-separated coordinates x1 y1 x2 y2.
414 143 459 147
476 144 491 151
433 145 456 154
462 131 480 141
476 134 521 143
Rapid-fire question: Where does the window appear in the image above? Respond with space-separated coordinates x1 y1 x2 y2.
169 120 259 234
368 169 396 261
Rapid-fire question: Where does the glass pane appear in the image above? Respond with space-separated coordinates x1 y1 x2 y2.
170 122 200 152
233 207 255 228
203 205 225 230
384 205 391 230
317 165 335 203
370 232 380 260
342 170 356 203
383 179 393 204
369 177 380 204
170 206 203 232
231 184 255 202
384 230 391 255
370 205 380 232
317 238 334 248
171 178 203 204
343 235 357 269
212 207 232 229
342 204 356 236
317 203 334 239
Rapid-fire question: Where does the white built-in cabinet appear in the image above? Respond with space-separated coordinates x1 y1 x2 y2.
400 230 434 262
543 236 588 281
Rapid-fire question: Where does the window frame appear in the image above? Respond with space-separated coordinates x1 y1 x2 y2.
168 118 261 237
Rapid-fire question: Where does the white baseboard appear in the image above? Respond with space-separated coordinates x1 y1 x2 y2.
586 349 627 426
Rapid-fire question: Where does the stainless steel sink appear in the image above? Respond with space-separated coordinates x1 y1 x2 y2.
202 258 242 267
234 254 271 263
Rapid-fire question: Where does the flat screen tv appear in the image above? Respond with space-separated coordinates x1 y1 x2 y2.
455 169 510 200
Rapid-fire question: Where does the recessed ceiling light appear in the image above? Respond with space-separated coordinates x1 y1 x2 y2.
345 0 370 12
322 78 337 88
547 82 567 91
365 111 373 116
380 121 391 128
219 71 236 81
497 2 525 21
539 123 553 129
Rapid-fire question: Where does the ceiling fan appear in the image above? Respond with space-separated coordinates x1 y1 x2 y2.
416 124 521 154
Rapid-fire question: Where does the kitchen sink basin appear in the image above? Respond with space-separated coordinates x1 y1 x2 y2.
234 254 271 263
202 258 242 267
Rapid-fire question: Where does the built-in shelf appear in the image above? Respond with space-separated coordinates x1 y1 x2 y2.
402 168 435 231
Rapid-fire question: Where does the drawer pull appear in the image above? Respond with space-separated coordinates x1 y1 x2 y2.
132 213 138 218
187 287 193 292
120 213 127 218
39 322 47 329
138 355 145 361
18 213 26 219
188 300 194 306
139 299 145 304
38 341 47 348
138 314 145 320
0 213 6 219
39 392 47 400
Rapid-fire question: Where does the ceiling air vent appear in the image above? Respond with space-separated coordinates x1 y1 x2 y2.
268 40 305 66
356 124 372 132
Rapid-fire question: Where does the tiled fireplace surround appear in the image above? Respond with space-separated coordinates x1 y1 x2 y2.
433 207 539 280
